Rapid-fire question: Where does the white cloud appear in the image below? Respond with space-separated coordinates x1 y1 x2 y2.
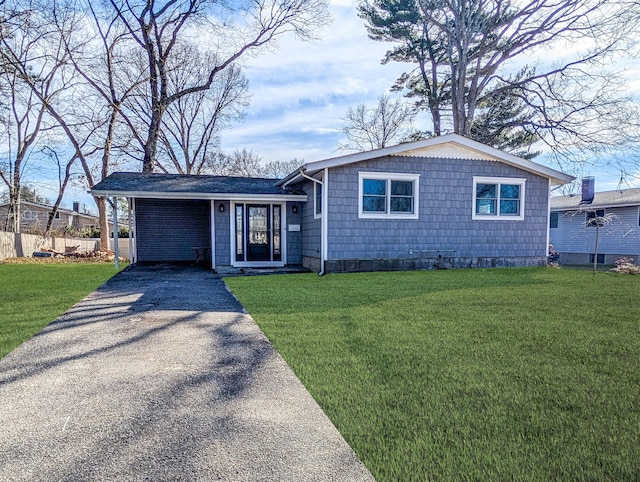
220 1 408 162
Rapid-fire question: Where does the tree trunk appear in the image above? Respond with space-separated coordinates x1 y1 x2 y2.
97 197 109 250
142 110 162 173
5 186 20 232
593 223 600 274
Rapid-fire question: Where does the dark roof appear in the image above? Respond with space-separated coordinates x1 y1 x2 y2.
91 172 305 198
551 187 640 210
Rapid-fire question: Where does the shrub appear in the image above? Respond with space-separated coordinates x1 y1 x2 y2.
611 257 640 274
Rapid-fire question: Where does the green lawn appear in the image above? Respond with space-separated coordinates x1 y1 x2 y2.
0 263 124 359
225 268 640 482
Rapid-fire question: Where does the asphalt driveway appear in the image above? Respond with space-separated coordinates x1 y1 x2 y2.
0 265 374 481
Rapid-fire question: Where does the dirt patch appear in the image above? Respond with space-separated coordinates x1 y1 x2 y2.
2 250 126 264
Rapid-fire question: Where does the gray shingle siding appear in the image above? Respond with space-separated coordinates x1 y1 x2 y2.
214 202 230 265
325 156 549 263
286 202 303 265
300 180 321 261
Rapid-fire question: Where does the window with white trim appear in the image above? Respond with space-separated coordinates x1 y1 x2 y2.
358 172 419 219
314 178 322 219
586 209 605 227
473 177 526 220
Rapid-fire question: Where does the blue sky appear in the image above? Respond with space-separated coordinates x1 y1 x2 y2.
219 0 640 192
13 0 640 211
219 0 410 163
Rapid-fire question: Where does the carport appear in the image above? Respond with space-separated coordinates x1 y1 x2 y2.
135 198 210 263
91 172 307 269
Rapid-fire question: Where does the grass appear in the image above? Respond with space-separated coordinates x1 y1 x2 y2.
225 267 640 481
0 262 124 359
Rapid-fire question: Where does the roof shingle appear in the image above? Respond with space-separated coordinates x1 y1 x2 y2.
91 172 303 197
551 187 640 210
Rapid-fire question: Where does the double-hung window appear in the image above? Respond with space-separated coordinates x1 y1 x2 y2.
358 172 419 219
473 177 526 220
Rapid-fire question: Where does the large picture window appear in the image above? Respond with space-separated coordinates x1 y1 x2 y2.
358 172 419 219
472 177 526 220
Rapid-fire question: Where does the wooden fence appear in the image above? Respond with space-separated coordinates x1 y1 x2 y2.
0 232 130 261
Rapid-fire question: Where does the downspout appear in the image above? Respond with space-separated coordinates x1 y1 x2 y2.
321 168 328 276
546 179 551 263
300 171 327 276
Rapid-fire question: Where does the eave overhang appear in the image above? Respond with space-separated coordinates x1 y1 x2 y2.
91 189 307 203
278 133 574 187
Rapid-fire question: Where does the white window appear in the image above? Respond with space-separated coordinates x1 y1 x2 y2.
358 172 420 219
314 178 322 219
472 177 526 221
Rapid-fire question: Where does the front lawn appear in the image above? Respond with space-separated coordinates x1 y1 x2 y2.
0 263 124 359
225 268 640 481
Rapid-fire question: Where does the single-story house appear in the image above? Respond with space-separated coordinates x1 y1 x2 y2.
91 133 573 273
550 187 640 264
0 200 107 234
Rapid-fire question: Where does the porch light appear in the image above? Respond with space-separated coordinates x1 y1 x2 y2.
292 204 298 213
219 203 225 212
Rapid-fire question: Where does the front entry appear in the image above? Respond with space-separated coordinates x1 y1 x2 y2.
247 205 270 261
234 203 283 265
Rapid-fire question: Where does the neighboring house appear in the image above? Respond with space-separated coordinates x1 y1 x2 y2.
91 134 573 272
0 201 105 233
550 188 640 264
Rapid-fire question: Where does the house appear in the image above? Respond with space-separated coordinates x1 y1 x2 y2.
0 201 105 234
91 134 573 272
550 188 640 264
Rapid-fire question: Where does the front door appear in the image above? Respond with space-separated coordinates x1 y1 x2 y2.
234 203 283 265
247 205 270 261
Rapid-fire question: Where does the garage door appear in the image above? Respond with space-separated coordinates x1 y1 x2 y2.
135 199 210 262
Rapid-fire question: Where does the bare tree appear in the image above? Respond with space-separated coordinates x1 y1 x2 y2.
156 46 249 175
359 0 640 164
0 1 116 239
56 1 146 248
567 207 617 274
338 94 421 152
205 149 301 178
108 0 330 173
207 148 263 177
259 159 303 179
0 4 60 232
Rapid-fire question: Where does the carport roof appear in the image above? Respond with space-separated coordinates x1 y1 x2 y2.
91 172 307 201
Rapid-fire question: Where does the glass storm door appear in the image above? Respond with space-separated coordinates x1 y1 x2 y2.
235 203 282 264
247 205 270 261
